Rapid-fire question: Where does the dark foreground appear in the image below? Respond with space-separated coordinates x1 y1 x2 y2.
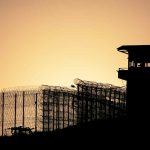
0 118 146 147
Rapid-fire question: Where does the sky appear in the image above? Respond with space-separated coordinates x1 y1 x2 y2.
0 0 150 89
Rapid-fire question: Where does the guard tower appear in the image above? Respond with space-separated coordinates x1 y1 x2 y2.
118 45 150 122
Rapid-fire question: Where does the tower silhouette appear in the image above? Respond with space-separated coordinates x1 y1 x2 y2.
118 45 150 125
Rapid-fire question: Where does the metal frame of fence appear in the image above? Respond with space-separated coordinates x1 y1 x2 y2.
0 79 126 136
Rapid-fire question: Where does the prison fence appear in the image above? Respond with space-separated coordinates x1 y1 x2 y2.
0 79 126 136
74 79 126 123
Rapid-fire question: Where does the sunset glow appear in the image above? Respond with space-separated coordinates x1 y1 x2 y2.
0 0 150 89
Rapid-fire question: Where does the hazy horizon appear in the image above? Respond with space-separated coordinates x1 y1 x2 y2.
1 0 150 89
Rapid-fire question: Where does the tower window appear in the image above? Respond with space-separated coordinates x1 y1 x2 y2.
129 61 135 67
145 63 150 67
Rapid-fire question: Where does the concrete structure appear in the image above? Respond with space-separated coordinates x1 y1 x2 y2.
118 45 150 123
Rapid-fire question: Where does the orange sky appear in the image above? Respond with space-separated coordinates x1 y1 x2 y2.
0 0 150 89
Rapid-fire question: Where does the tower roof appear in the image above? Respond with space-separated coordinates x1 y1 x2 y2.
117 45 150 54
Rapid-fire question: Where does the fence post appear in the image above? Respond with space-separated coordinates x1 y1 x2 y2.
72 93 75 126
48 90 50 132
95 87 98 120
68 93 70 127
109 88 112 119
77 85 80 124
42 90 45 132
35 93 38 132
14 94 17 128
2 93 4 136
22 91 25 128
113 90 116 118
62 92 65 129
